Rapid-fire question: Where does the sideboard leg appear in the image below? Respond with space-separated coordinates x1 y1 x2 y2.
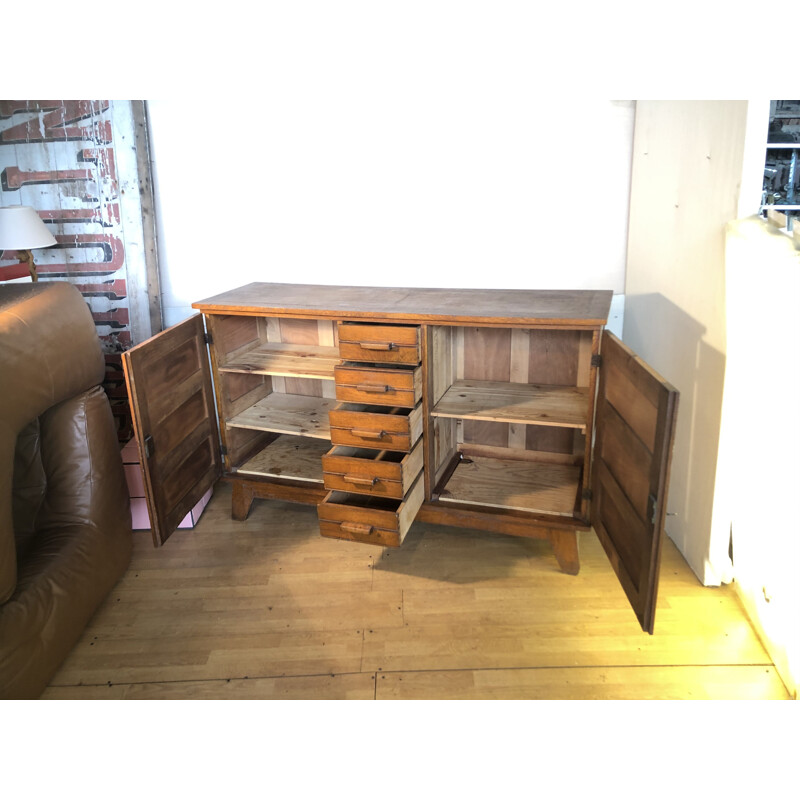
548 529 580 575
232 482 255 521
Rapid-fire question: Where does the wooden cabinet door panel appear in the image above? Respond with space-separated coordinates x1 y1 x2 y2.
592 332 678 633
122 314 221 546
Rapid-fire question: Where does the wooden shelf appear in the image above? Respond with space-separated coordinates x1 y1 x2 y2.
219 342 340 380
227 392 337 439
236 434 328 482
432 379 589 431
437 454 580 516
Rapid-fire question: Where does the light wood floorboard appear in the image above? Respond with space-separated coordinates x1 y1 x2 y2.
43 484 790 700
374 665 788 700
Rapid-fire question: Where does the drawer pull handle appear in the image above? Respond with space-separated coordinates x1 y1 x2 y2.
344 474 378 486
341 522 373 536
351 428 386 440
356 382 391 393
360 341 395 351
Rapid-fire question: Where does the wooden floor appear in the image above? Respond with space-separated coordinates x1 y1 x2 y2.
44 484 789 700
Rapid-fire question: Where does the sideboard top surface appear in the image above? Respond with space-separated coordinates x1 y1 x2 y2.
192 283 613 327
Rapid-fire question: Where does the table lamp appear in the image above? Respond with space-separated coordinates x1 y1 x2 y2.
0 205 58 282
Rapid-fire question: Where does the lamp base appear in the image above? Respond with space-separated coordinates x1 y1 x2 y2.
18 249 37 282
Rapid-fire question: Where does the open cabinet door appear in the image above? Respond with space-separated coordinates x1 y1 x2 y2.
591 332 679 634
122 314 221 546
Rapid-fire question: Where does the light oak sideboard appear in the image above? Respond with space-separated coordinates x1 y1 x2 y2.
122 283 678 633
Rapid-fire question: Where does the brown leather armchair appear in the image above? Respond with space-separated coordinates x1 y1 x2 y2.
1 281 132 698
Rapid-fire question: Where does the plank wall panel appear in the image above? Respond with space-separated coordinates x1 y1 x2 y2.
278 318 325 396
461 327 511 447
526 329 582 455
0 100 154 441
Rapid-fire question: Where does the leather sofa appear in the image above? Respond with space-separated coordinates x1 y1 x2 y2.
0 281 132 698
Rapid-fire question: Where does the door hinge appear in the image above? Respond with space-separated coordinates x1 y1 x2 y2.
581 488 593 501
220 444 228 456
204 331 213 346
143 434 154 460
591 354 602 368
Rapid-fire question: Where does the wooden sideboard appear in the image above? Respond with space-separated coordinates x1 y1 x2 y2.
122 282 678 633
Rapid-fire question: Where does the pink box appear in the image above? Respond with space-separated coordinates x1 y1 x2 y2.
129 490 212 531
124 463 145 497
121 438 140 465
122 436 212 530
130 497 151 530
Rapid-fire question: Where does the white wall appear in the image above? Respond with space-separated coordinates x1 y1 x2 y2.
718 217 800 697
146 98 635 327
623 101 760 586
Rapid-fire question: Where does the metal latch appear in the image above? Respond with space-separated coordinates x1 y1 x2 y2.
648 493 657 525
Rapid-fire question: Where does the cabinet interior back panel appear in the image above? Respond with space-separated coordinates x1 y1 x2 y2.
455 327 592 456
461 327 512 447
218 315 264 360
267 317 338 398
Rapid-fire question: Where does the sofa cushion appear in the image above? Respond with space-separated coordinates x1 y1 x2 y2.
38 386 131 535
0 281 104 602
0 387 131 698
12 418 46 560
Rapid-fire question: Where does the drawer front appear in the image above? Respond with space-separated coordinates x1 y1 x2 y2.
338 323 421 365
322 440 423 499
317 475 424 547
334 364 422 408
318 517 402 547
323 471 404 500
329 403 423 452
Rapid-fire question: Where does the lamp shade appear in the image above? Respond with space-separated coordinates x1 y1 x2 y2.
0 206 57 250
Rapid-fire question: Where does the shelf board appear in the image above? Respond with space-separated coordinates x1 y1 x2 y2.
432 379 589 431
227 393 336 439
235 434 328 482
220 342 340 380
437 454 580 516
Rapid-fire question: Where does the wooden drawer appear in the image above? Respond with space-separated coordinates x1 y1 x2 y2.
328 403 423 452
334 363 422 408
318 474 424 547
338 322 421 365
322 440 423 499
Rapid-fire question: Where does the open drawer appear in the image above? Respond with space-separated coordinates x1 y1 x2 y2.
322 440 423 499
328 403 423 452
317 474 424 547
334 363 422 408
